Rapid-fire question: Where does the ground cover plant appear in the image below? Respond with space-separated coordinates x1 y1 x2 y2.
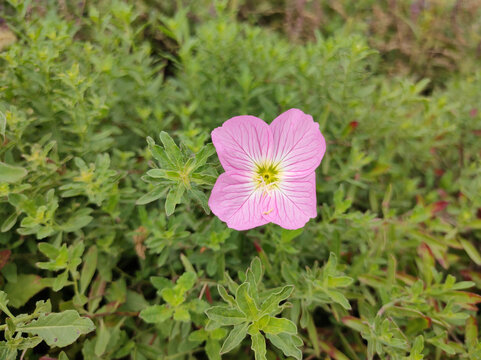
0 0 481 359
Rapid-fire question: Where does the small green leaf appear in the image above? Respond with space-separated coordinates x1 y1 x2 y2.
249 257 263 285
0 162 27 183
136 186 166 205
460 238 481 266
20 310 95 347
192 143 215 170
161 288 184 307
218 285 236 306
260 285 294 315
159 131 183 167
266 333 303 360
173 306 190 321
5 274 49 308
236 283 259 319
205 306 246 326
220 322 249 354
250 331 267 360
1 213 18 233
94 320 110 357
189 329 208 342
52 270 69 292
80 246 98 294
206 339 222 360
176 271 196 292
165 185 185 216
0 111 5 140
262 316 297 335
327 290 351 310
139 305 173 323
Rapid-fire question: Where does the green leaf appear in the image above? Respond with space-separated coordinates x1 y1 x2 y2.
189 188 210 214
250 331 267 360
206 339 222 360
220 322 249 354
205 306 246 326
262 316 297 335
5 274 49 308
260 285 294 315
52 270 69 292
188 329 208 342
217 285 236 306
161 288 184 307
327 290 351 310
249 257 263 285
20 310 95 347
1 213 18 233
136 186 166 205
266 333 303 360
235 283 259 319
460 238 481 266
192 143 215 170
38 243 60 259
139 305 173 323
94 320 110 357
165 185 185 216
173 306 190 321
159 131 183 167
0 162 27 183
80 246 98 294
176 271 197 292
0 111 5 140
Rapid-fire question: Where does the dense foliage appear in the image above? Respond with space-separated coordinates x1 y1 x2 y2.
0 0 481 359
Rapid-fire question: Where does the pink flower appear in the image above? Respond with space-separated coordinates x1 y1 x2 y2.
208 109 326 231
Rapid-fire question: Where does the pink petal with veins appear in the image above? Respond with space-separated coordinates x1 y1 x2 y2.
270 109 326 178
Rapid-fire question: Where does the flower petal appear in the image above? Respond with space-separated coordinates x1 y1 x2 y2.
262 172 317 230
211 116 272 173
208 172 269 231
270 109 326 178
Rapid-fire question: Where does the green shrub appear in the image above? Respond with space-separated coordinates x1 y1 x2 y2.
0 1 480 359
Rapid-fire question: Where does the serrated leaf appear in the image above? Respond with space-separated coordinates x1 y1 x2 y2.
220 322 249 354
0 162 27 183
205 306 246 325
20 310 95 347
266 333 303 360
139 305 173 323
